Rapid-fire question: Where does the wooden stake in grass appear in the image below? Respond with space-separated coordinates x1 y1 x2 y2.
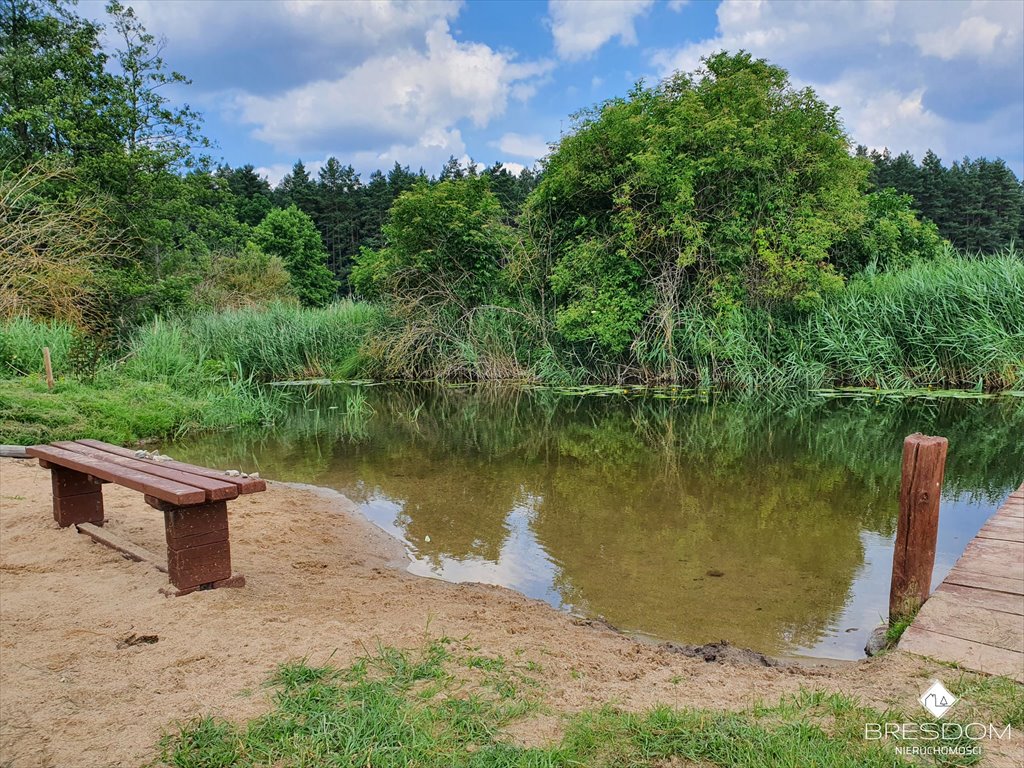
889 433 947 622
43 346 54 390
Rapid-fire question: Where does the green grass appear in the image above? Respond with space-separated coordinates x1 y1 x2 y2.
885 611 917 648
0 376 202 445
157 640 1021 768
0 316 76 376
663 253 1024 391
171 300 380 383
800 253 1024 391
0 369 288 446
946 672 1024 730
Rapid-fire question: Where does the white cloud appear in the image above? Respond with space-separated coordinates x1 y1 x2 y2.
816 81 949 158
109 0 465 95
649 0 1024 172
548 0 654 61
234 20 552 157
128 0 461 55
667 0 690 11
499 161 528 175
495 132 550 160
916 14 1013 61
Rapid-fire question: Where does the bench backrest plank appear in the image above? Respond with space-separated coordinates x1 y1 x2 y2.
26 446 207 505
75 439 267 494
52 442 239 502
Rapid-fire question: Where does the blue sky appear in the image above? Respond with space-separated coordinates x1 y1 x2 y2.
87 0 1023 184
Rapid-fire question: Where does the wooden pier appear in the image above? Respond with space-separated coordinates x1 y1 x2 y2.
899 483 1024 681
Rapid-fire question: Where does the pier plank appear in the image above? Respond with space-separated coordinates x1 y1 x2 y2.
934 583 1024 616
900 625 1024 682
944 566 1023 596
909 592 1023 652
900 484 1024 679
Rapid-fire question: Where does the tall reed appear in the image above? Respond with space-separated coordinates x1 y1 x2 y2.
0 316 76 376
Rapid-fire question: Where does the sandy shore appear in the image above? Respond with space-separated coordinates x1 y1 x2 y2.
0 458 1017 766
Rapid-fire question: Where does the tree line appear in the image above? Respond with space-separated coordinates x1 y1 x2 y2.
860 147 1023 254
220 158 536 290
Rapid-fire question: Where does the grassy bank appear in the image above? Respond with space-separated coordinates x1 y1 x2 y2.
1 255 1021 445
160 639 1021 768
0 302 380 444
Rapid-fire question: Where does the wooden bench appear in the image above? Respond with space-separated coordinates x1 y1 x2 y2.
26 439 266 595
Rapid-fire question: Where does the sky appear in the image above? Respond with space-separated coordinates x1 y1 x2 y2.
83 0 1024 185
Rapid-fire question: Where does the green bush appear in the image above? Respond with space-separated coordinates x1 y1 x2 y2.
525 52 867 358
253 206 337 307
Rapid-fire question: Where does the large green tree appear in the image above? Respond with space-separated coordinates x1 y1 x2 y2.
253 205 336 307
525 52 869 357
0 0 114 159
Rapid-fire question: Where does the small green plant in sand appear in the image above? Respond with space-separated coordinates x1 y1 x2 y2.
157 639 1021 768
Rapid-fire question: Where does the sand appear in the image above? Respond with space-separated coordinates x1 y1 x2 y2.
0 458 1018 766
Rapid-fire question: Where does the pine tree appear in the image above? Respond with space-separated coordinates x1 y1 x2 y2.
361 170 392 249
916 150 947 227
276 160 317 214
218 164 272 226
316 157 360 285
438 155 465 181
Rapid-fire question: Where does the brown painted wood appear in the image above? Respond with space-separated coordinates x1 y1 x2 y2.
163 502 229 539
76 523 167 573
167 540 231 589
890 433 947 620
935 583 1024 616
53 441 238 502
51 466 104 498
900 624 1024 682
53 490 104 527
167 527 229 551
27 445 206 505
162 573 245 598
75 439 266 494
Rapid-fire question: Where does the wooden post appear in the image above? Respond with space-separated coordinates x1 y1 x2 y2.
43 346 54 390
889 433 947 621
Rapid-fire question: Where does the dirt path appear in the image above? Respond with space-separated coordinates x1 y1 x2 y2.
0 459 1015 766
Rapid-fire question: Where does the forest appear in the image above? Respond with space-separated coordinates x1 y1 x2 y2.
2 0 1023 443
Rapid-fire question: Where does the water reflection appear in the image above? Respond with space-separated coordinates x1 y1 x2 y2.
171 385 1023 658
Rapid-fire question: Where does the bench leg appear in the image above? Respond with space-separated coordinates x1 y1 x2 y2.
50 467 104 527
163 501 234 591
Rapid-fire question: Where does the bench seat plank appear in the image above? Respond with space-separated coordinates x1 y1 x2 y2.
26 446 206 506
75 439 267 494
53 442 238 502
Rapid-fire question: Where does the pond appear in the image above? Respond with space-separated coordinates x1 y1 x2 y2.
171 385 1023 660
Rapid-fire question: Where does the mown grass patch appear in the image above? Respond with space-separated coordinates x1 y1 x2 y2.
157 640 1021 768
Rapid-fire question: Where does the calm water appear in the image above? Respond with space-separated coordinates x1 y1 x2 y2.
171 385 1023 660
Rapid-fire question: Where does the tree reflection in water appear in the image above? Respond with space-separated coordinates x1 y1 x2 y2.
173 385 1023 658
